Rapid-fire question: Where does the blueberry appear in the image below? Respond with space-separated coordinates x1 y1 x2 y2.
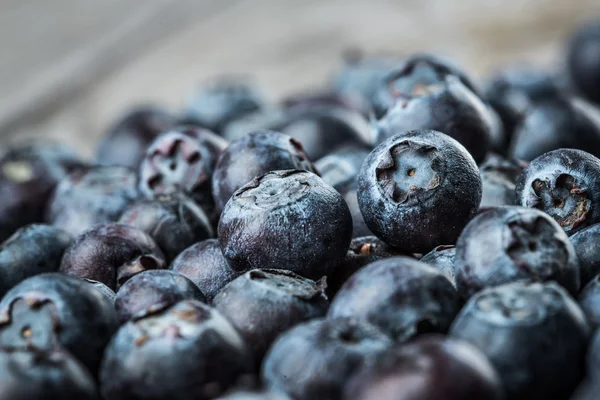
96 106 175 168
328 256 461 342
213 269 328 362
586 329 600 377
222 109 288 143
216 391 290 400
212 130 318 212
0 273 119 376
281 90 362 115
372 55 491 163
357 129 481 253
84 279 116 303
420 245 457 287
177 124 229 156
100 300 253 400
0 142 84 241
0 348 99 400
449 281 591 400
343 335 503 400
509 96 600 161
454 207 580 298
578 274 600 328
327 236 403 298
218 170 352 279
119 192 214 262
484 65 562 151
138 129 221 214
170 238 239 302
335 179 372 238
46 166 138 237
60 223 166 291
567 21 600 104
315 145 370 189
185 78 265 133
114 270 206 323
262 317 392 400
515 148 600 235
0 224 71 297
480 154 525 209
570 223 600 285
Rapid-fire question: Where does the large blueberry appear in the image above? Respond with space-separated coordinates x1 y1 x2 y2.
570 223 600 285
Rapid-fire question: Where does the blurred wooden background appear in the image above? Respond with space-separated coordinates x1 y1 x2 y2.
1 0 600 157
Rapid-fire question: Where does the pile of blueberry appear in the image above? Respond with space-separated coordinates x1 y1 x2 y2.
3 19 600 400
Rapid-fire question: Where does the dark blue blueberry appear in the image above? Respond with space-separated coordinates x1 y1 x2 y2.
484 65 562 151
450 281 591 400
343 335 503 400
184 78 265 133
570 223 600 285
212 131 318 212
578 274 600 328
315 145 370 189
213 269 328 362
84 279 116 303
327 236 403 298
114 270 206 323
0 273 119 376
335 178 372 238
0 142 84 242
567 20 600 104
0 224 71 297
170 238 239 302
96 106 175 168
0 348 99 400
60 224 166 291
46 166 138 237
100 300 253 400
262 317 392 400
509 96 600 161
515 148 600 235
119 192 214 262
219 170 352 279
372 55 491 163
328 257 461 342
454 207 580 298
420 245 457 287
357 129 481 253
480 154 525 209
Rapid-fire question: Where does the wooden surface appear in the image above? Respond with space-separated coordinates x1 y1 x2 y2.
2 0 600 157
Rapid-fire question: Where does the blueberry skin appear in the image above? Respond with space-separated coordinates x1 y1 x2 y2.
184 79 265 133
119 192 214 262
343 335 504 400
373 56 492 163
420 245 457 287
315 145 370 189
0 224 72 297
335 179 372 238
0 273 119 376
100 300 253 400
0 142 84 242
586 329 600 377
454 207 580 298
509 97 600 161
480 154 525 209
449 281 591 400
327 236 403 298
114 270 206 323
212 130 318 212
357 129 481 253
216 391 290 400
60 224 166 291
96 106 175 168
578 275 600 328
213 269 328 362
484 66 562 150
262 317 392 400
46 166 138 237
84 279 116 303
328 256 461 342
170 239 239 302
570 223 600 285
0 348 99 400
219 169 352 279
567 21 600 104
515 148 600 235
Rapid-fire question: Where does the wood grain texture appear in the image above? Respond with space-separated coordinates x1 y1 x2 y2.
1 0 599 156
